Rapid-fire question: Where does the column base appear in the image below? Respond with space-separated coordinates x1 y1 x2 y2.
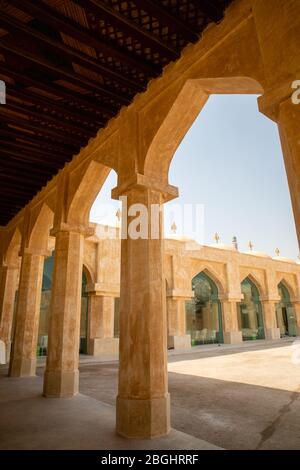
9 356 36 377
88 338 119 357
43 369 79 397
223 331 243 344
0 340 5 365
116 394 171 439
168 335 191 350
265 328 281 340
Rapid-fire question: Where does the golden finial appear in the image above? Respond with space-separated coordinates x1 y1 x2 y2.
275 247 280 257
171 221 177 234
248 241 254 251
214 232 220 244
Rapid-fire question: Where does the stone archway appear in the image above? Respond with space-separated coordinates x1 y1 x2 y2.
0 227 22 362
187 271 224 346
238 277 265 341
143 77 264 185
276 281 297 337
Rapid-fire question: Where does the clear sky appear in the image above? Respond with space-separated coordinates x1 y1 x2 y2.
90 94 299 260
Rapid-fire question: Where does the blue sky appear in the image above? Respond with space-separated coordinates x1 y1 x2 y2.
90 94 298 259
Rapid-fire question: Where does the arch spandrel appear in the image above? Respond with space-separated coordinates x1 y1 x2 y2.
143 77 263 184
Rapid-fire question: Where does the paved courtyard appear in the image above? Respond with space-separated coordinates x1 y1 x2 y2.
1 339 300 449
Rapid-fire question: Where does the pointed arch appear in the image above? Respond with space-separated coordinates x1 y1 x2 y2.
240 273 265 299
82 263 94 288
190 264 226 298
4 227 22 266
67 161 111 226
278 278 296 301
28 203 54 254
144 77 264 183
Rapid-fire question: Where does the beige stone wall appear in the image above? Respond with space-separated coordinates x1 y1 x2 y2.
81 228 300 344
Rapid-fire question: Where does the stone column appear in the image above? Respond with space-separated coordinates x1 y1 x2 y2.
252 0 300 244
112 178 177 438
222 298 243 344
87 287 119 356
9 250 45 377
277 102 300 245
43 227 86 397
223 261 243 344
167 290 193 350
261 299 281 340
291 302 300 336
0 264 19 362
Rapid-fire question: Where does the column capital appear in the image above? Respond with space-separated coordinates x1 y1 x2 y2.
0 262 19 271
166 289 194 299
86 282 120 297
111 173 178 202
258 78 300 121
19 247 51 258
50 222 94 238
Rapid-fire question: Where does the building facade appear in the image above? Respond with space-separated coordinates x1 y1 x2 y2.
3 225 298 364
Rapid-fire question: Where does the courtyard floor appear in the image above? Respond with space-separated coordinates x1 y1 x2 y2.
1 338 300 450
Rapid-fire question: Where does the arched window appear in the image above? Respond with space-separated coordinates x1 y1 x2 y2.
186 272 223 345
37 253 89 356
276 283 297 337
238 278 265 341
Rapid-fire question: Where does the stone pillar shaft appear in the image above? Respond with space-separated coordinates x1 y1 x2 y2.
87 294 119 356
88 295 114 339
222 300 243 344
43 230 84 397
116 186 170 438
262 300 281 340
252 0 300 245
9 252 44 377
291 302 300 336
0 265 18 361
167 298 186 336
167 297 191 349
278 103 300 245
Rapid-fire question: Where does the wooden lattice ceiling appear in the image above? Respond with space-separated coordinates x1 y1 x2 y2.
0 0 232 226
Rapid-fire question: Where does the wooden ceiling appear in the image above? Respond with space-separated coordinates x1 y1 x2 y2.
0 0 232 226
